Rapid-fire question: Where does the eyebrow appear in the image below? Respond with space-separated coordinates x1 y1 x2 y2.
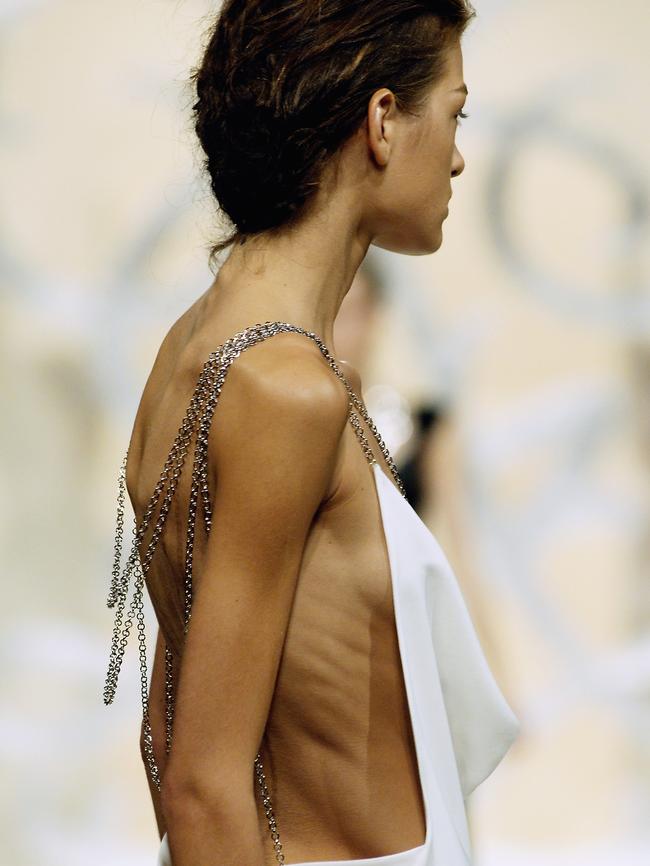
450 84 468 95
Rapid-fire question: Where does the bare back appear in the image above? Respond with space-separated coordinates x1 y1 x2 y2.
125 291 426 863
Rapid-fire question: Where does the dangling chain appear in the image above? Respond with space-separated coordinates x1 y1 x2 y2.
103 320 406 864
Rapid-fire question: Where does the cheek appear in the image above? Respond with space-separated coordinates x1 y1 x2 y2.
394 121 453 204
427 124 455 166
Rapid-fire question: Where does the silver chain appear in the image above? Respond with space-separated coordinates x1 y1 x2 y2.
103 320 406 863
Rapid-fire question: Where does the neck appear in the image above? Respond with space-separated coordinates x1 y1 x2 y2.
206 205 372 351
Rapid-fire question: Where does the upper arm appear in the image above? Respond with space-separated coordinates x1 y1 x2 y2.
161 338 349 802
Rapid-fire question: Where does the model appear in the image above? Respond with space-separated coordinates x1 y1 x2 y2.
103 2 520 864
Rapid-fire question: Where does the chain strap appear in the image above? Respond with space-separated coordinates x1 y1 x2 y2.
104 354 220 789
305 330 406 499
103 320 406 863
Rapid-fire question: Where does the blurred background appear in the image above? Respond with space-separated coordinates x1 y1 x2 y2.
2 0 649 864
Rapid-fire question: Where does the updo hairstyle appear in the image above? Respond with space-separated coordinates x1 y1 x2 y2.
189 0 475 267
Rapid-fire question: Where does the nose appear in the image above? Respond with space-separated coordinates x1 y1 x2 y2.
451 143 465 178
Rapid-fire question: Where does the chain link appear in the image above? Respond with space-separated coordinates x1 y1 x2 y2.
103 320 406 863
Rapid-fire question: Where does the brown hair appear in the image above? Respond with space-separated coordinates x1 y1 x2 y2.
189 1 475 268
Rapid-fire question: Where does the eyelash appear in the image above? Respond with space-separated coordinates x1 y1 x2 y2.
456 110 469 124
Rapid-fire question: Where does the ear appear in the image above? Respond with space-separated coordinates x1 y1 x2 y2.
365 88 398 168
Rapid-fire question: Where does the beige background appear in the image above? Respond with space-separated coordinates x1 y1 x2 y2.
1 1 649 864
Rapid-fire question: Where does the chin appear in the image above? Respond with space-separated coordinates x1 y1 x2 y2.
372 224 444 256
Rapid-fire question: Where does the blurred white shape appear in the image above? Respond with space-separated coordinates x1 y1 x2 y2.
364 383 414 458
478 839 650 866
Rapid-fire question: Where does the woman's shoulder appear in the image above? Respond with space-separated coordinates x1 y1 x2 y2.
205 328 350 470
